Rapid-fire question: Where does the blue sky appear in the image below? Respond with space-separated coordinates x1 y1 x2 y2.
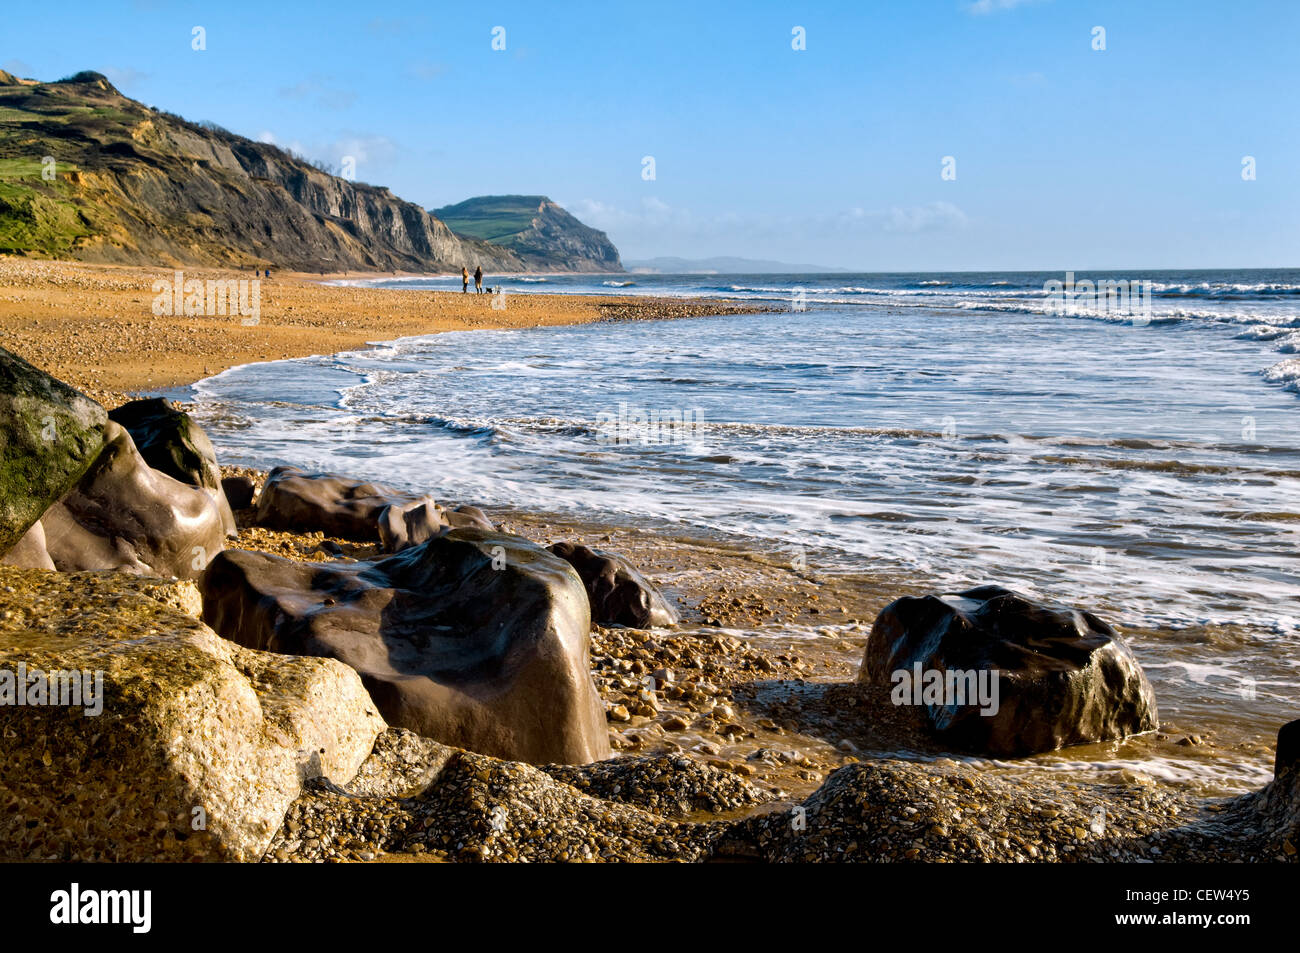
4 0 1297 270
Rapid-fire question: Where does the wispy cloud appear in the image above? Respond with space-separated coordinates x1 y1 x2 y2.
966 0 1043 14
102 66 150 90
278 77 357 110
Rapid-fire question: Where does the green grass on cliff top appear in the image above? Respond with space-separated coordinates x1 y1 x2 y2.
433 195 544 243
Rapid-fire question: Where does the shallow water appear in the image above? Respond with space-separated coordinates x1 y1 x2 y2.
191 269 1300 793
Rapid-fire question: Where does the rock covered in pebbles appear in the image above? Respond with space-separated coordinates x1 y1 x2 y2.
0 565 384 862
267 736 725 863
542 753 773 817
859 585 1157 757
201 527 610 765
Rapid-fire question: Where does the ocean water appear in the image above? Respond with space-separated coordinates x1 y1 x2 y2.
192 269 1300 790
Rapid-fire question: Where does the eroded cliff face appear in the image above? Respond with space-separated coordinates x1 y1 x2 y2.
0 71 521 272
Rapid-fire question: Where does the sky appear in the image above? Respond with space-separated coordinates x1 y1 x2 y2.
3 0 1297 270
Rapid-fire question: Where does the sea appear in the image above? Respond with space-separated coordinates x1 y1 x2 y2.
188 268 1300 794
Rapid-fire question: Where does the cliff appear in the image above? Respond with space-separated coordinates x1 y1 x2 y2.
0 70 521 272
433 195 622 273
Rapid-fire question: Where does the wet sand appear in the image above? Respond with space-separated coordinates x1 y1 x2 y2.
0 256 771 407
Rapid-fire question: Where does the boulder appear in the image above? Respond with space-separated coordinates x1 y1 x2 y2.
40 421 226 581
548 541 678 628
377 498 495 553
0 565 385 862
200 527 609 765
0 346 106 556
857 585 1157 757
255 466 421 539
221 474 257 510
0 520 55 571
108 397 236 535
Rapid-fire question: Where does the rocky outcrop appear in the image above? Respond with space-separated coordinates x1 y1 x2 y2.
0 565 384 862
41 421 226 580
858 585 1157 757
0 346 106 556
547 541 678 628
200 528 610 765
0 71 521 271
434 195 622 273
108 397 236 535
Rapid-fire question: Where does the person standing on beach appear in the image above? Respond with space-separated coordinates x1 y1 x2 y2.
474 265 483 294
462 266 469 293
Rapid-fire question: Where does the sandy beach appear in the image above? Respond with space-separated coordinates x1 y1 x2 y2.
0 256 770 407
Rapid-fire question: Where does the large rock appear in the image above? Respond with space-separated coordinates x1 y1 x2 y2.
857 585 1157 757
378 497 494 553
40 421 226 580
0 565 385 862
0 346 106 556
108 397 236 535
548 541 678 628
255 466 420 539
0 520 55 571
200 527 610 765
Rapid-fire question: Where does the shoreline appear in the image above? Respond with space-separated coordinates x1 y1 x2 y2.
0 256 775 407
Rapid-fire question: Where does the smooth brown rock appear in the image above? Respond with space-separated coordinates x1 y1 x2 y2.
255 466 420 539
548 541 678 628
221 474 257 510
108 397 236 536
0 520 55 571
200 527 610 765
40 421 226 580
378 497 494 553
858 585 1157 757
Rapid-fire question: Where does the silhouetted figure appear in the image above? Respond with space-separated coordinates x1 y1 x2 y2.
474 265 483 294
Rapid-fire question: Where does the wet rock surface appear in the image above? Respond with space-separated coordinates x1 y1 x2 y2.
858 585 1158 757
0 346 106 555
549 540 679 628
109 397 236 535
200 527 610 765
255 466 422 540
378 497 494 553
41 421 227 581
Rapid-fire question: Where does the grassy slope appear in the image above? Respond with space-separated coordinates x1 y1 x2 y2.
433 195 541 243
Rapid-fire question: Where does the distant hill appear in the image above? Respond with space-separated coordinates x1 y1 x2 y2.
625 256 850 274
433 195 622 273
0 69 520 272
